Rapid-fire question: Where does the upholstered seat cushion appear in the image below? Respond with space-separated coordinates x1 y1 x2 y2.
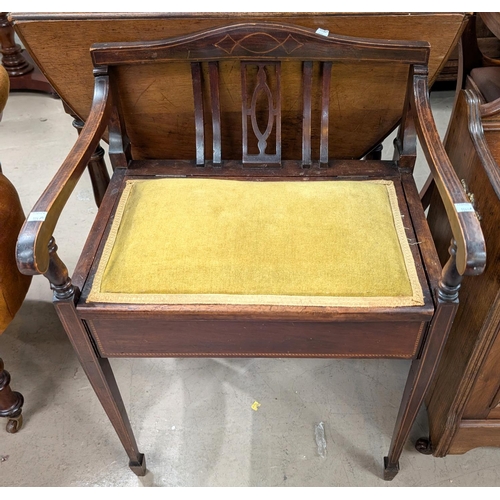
88 178 424 307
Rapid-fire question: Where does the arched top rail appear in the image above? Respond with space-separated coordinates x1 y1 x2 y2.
90 22 430 67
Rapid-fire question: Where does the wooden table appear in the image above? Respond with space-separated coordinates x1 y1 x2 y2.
0 13 56 96
10 12 469 159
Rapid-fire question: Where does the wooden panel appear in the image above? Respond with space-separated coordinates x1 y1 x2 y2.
11 13 468 159
90 24 429 66
84 315 425 359
464 305 500 418
127 158 400 177
425 90 500 456
448 420 500 454
112 59 409 162
489 402 500 419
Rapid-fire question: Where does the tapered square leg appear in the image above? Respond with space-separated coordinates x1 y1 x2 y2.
129 453 147 476
383 456 399 481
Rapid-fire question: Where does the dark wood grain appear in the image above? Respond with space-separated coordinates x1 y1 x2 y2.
0 65 31 435
412 67 486 277
84 316 425 359
320 61 332 166
424 86 500 456
54 297 145 475
393 67 417 171
384 239 462 478
400 173 442 298
191 62 205 166
488 401 500 419
480 13 500 40
302 60 312 166
11 13 468 160
0 12 56 96
448 420 500 454
0 358 24 433
127 158 400 177
72 168 127 293
241 62 281 164
90 22 429 66
208 61 222 164
69 116 109 207
107 76 132 170
463 296 500 418
16 74 111 276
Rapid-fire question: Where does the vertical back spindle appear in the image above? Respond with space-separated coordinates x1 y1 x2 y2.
208 61 222 165
191 62 205 166
320 62 332 166
302 61 313 167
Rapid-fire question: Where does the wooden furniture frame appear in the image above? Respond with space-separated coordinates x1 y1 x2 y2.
16 22 486 480
416 13 500 458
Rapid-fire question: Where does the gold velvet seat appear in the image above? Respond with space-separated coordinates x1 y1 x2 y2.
89 177 423 307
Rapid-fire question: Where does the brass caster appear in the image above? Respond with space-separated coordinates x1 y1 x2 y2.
6 413 23 433
415 437 433 455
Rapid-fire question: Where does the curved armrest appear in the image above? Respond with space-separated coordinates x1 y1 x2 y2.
412 68 486 276
16 75 111 276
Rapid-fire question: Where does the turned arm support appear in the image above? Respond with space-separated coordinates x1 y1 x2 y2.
16 74 111 277
410 66 486 277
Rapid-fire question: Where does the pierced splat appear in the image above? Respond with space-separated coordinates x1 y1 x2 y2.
241 62 281 164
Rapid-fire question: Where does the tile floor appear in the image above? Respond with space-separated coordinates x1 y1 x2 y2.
1 88 500 487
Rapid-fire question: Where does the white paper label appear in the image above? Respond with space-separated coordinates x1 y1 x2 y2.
454 203 475 213
316 28 329 37
28 211 47 222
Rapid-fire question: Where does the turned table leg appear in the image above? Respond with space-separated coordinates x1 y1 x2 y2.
0 357 23 433
0 12 57 96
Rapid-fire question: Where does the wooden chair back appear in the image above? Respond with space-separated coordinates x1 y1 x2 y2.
91 23 429 164
11 13 469 159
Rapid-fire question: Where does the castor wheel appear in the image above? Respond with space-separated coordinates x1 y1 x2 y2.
6 413 23 433
415 437 433 455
